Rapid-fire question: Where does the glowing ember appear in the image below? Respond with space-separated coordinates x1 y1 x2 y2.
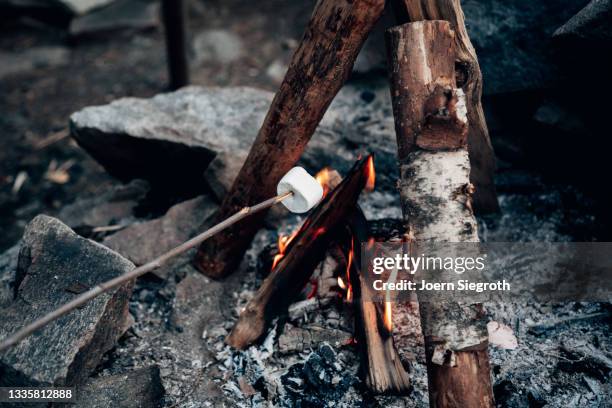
337 276 347 289
384 301 393 331
366 156 375 191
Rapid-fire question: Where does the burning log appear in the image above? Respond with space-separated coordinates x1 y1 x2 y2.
391 0 499 214
226 157 373 349
161 0 189 90
345 209 412 395
386 21 494 407
195 0 386 279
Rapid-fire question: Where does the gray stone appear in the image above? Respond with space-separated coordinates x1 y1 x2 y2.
73 366 164 408
70 86 273 190
462 0 588 94
70 0 159 37
103 195 217 278
57 179 149 230
70 82 401 218
0 46 69 80
553 0 612 41
0 244 19 307
192 29 244 65
0 215 135 387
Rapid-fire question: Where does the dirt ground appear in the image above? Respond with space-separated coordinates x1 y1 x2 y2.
0 0 316 251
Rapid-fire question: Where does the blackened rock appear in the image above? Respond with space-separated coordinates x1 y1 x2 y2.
103 195 217 279
72 366 164 408
553 0 612 42
0 215 135 387
462 0 588 95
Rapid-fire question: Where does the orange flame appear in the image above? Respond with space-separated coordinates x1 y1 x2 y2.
271 230 299 270
345 238 354 302
365 156 375 191
384 301 393 331
315 167 331 197
337 276 346 289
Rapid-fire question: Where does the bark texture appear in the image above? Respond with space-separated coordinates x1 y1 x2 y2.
393 0 499 213
386 21 494 408
226 157 371 349
195 0 386 279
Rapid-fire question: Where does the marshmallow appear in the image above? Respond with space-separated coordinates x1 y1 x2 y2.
277 167 324 213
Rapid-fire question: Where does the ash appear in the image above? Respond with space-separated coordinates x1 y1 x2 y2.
92 168 610 407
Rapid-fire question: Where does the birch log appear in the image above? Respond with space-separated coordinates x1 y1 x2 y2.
386 21 494 407
392 0 499 214
195 0 386 279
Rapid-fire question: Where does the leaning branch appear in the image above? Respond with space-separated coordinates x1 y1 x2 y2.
0 192 292 352
194 0 386 279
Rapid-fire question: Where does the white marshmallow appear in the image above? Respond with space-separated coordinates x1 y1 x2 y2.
277 167 324 213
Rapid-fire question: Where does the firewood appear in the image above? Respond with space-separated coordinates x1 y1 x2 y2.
162 0 189 90
345 209 412 395
195 0 386 279
226 157 372 349
386 21 494 407
391 0 499 214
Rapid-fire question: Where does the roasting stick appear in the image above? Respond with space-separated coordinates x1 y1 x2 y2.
0 167 324 352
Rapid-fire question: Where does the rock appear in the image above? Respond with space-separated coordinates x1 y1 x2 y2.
103 195 217 279
0 46 70 80
0 244 19 307
70 86 273 192
57 179 148 231
70 83 401 214
192 29 244 65
553 0 612 42
70 0 159 37
462 0 588 94
73 366 164 408
0 215 134 387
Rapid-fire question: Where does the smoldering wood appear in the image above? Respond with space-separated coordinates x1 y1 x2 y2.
226 157 371 350
386 21 494 407
194 0 386 279
346 209 412 394
162 0 189 90
0 215 134 387
392 0 499 214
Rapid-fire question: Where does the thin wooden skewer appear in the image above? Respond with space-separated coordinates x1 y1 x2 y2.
0 192 293 352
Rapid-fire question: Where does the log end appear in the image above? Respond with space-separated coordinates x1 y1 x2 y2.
225 308 267 350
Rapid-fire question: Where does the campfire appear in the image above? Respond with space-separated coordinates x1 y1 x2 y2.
226 155 412 394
